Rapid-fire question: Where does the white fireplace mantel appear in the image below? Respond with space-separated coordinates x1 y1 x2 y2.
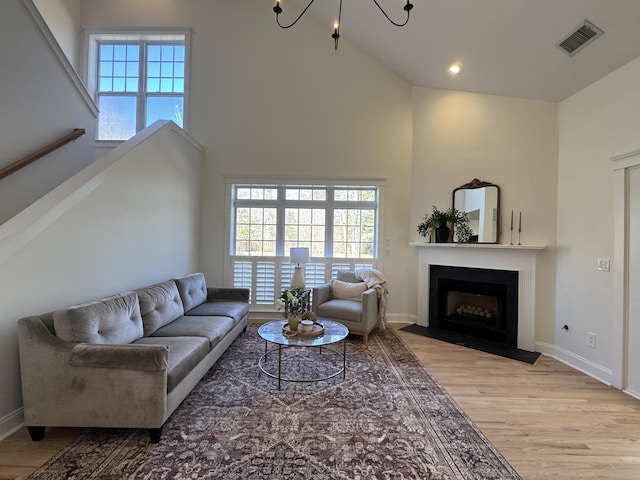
410 243 546 351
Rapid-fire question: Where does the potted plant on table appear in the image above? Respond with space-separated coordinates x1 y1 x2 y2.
417 206 472 243
275 288 310 331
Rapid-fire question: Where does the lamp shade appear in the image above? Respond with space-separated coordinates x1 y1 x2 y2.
289 247 309 265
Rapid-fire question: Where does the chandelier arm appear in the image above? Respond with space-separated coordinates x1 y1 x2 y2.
371 0 411 27
275 0 318 29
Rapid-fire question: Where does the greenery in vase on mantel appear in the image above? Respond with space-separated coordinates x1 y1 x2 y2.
417 206 473 243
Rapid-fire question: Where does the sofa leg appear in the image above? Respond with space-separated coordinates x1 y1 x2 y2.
27 426 45 441
362 332 368 345
149 427 162 443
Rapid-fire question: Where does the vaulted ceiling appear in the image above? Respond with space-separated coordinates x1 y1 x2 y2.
282 0 640 101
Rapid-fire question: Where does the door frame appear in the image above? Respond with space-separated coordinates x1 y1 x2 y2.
611 148 640 394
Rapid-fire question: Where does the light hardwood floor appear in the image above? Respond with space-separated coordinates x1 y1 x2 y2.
2 324 640 479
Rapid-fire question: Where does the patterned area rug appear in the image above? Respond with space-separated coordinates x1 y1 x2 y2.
28 325 521 479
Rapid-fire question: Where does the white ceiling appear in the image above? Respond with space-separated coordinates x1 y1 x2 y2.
284 0 640 101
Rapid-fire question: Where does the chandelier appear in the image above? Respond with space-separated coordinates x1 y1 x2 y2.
273 0 414 51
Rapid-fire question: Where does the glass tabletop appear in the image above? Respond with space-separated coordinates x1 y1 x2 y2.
258 318 348 347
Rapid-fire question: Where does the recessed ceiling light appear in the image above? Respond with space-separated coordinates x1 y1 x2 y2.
448 62 462 75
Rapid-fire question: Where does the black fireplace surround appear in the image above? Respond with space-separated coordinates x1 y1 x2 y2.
429 265 519 347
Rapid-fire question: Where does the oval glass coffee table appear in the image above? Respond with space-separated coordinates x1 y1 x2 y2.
258 318 348 389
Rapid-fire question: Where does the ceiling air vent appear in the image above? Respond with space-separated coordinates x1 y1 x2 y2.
556 20 604 56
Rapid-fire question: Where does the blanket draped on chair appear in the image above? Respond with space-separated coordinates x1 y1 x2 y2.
355 267 388 330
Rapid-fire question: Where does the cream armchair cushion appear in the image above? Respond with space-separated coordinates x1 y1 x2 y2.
330 279 368 301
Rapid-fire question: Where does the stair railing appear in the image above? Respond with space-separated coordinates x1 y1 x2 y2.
0 128 86 181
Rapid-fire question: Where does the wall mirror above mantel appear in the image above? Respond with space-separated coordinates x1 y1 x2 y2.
453 179 500 244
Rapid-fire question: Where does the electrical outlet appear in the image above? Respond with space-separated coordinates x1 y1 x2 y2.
597 258 610 271
587 332 596 348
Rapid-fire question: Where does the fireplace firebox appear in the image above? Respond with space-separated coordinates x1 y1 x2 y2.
429 265 518 346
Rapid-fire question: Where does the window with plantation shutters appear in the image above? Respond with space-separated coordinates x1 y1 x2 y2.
227 182 382 309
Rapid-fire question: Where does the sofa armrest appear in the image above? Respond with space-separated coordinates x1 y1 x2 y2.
206 287 250 302
70 343 168 371
311 283 331 314
18 316 169 429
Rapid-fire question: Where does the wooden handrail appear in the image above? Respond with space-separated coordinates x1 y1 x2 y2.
0 128 86 181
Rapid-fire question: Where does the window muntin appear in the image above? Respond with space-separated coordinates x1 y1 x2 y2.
234 207 277 256
284 208 326 258
92 35 187 141
232 185 378 259
333 208 376 258
98 44 139 92
146 44 185 93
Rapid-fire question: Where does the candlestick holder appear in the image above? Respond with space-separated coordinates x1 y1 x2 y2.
518 211 522 245
509 210 514 245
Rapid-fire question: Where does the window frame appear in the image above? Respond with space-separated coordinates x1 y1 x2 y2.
231 185 378 258
82 27 191 143
224 177 386 309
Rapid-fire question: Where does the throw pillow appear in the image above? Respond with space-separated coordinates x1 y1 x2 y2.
331 279 367 301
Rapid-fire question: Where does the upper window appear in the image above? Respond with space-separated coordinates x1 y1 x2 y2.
84 29 189 141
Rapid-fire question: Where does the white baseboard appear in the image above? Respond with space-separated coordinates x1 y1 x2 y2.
0 407 24 441
535 341 614 386
385 313 416 324
623 388 640 401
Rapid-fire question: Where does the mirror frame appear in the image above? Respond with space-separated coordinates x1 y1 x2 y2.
452 178 501 244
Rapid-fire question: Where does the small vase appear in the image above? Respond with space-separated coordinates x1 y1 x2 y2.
288 314 300 331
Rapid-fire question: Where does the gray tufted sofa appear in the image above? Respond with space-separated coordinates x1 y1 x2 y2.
17 272 249 443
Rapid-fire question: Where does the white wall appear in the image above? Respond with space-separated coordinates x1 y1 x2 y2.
410 87 559 345
557 56 640 384
0 0 96 225
33 0 82 70
80 0 415 321
0 121 203 439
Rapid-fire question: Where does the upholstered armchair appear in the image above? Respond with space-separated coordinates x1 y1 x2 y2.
312 270 379 344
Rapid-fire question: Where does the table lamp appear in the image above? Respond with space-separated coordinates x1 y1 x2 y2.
289 247 309 289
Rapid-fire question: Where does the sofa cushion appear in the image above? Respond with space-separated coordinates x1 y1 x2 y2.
133 336 209 392
185 301 249 325
317 299 363 324
150 316 235 349
331 279 367 301
174 273 207 312
137 280 185 336
53 292 143 344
